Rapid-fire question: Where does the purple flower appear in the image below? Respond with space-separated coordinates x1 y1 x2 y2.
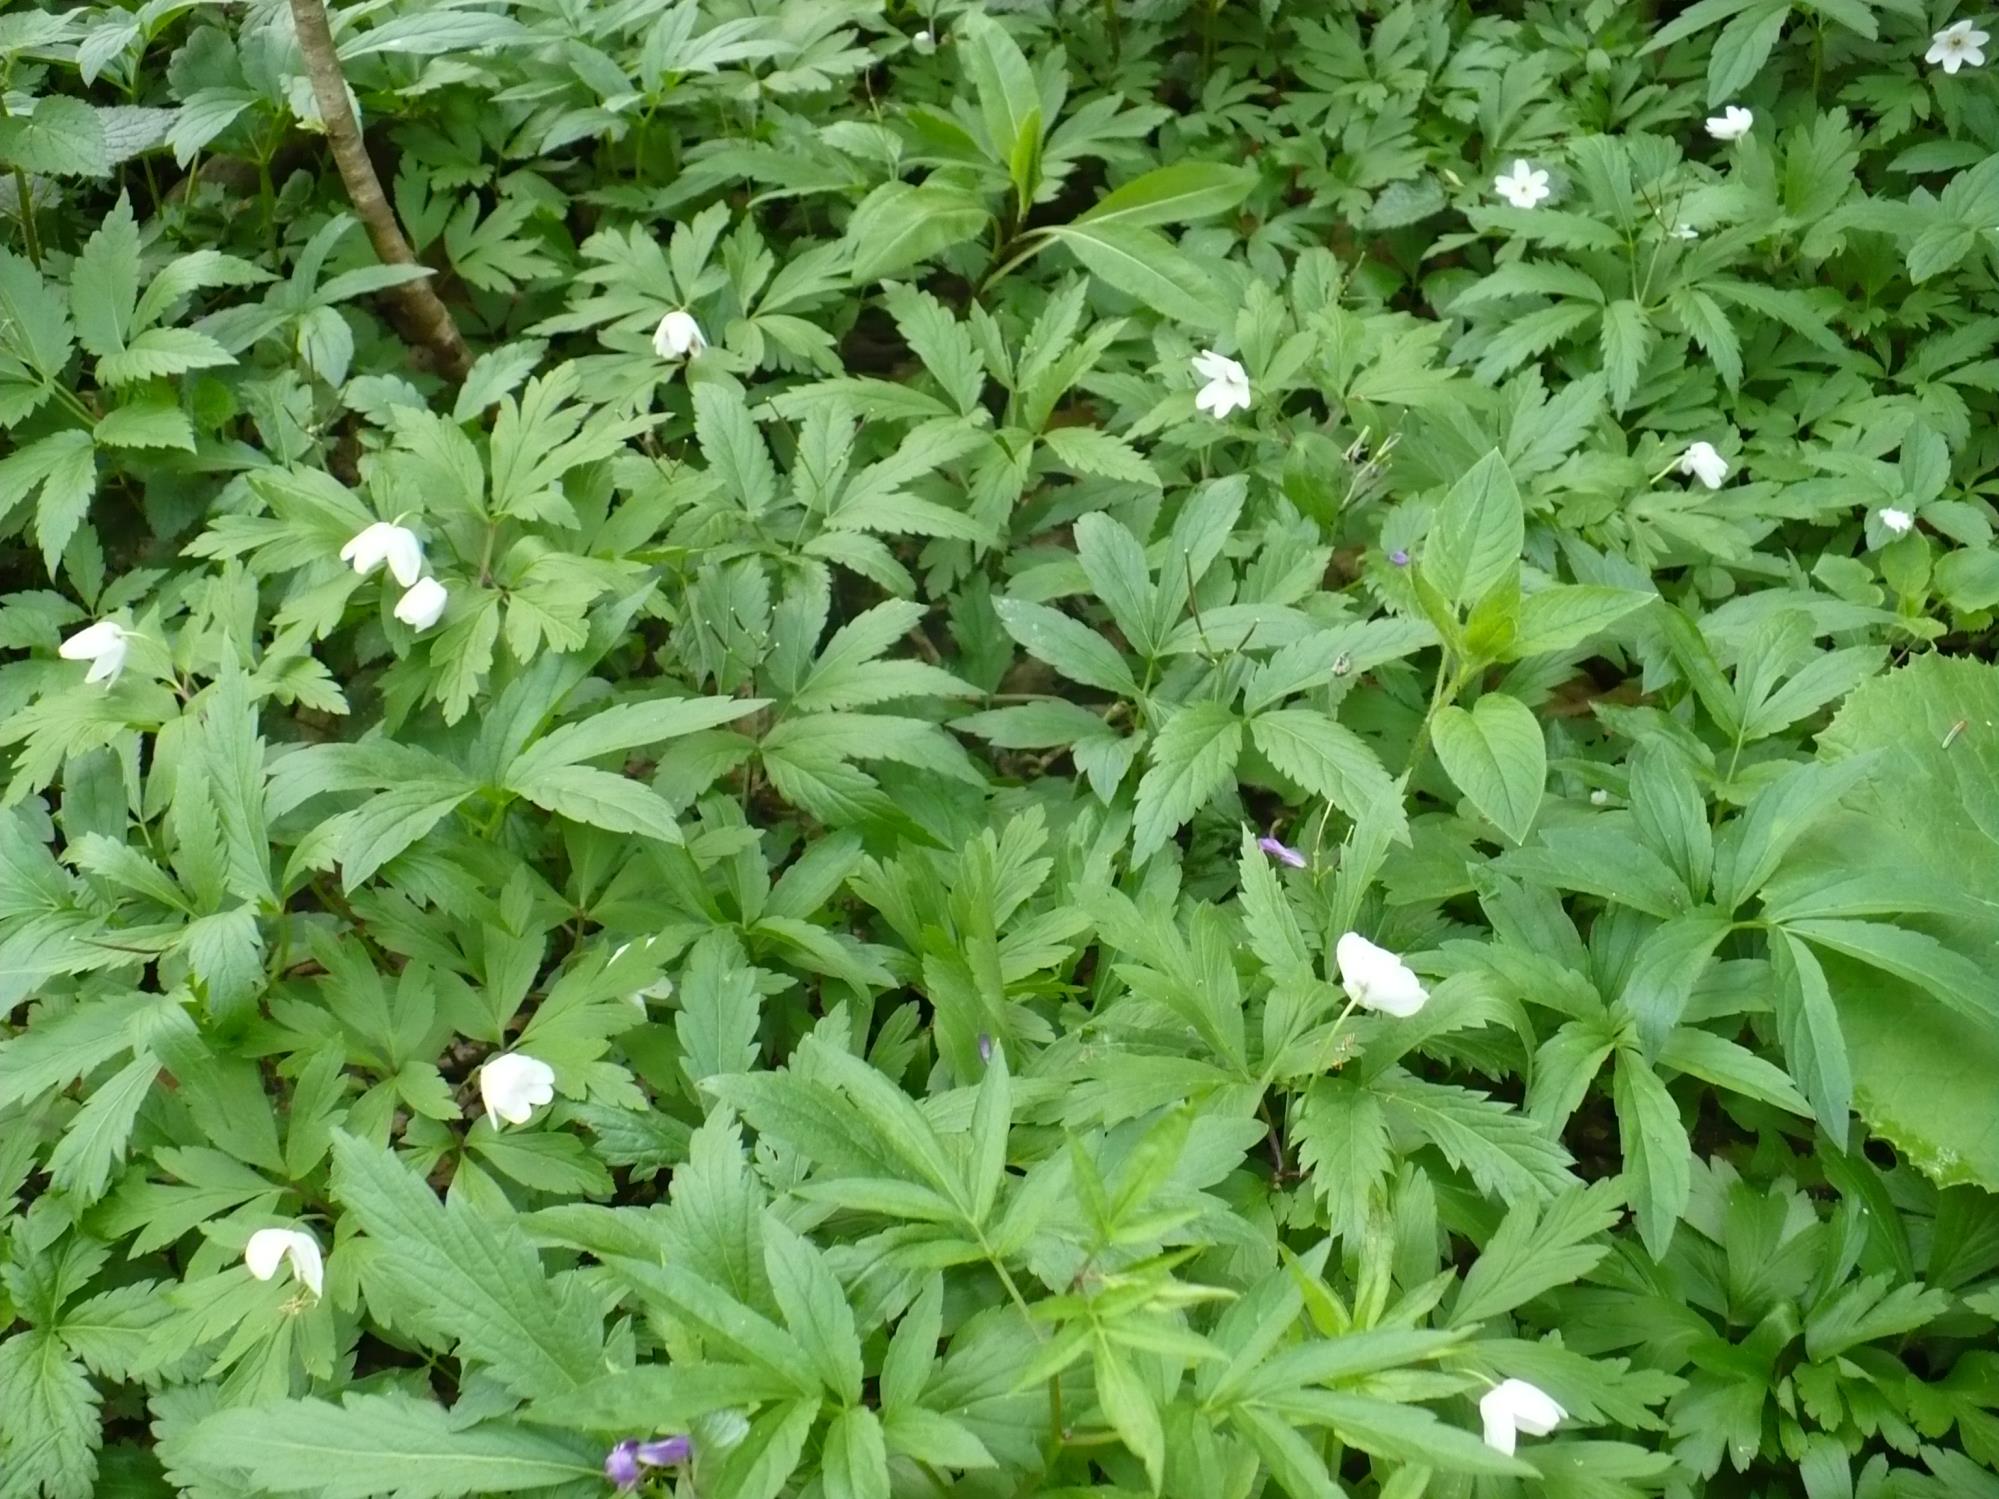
1388 548 1410 567
977 1033 993 1064
1257 836 1307 869
605 1436 692 1490
605 1442 642 1490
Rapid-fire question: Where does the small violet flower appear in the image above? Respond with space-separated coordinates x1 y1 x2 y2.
393 577 448 631
1388 548 1410 567
1335 932 1429 1018
1480 1378 1566 1456
244 1226 324 1299
340 521 424 588
59 620 130 686
1493 160 1551 209
1257 835 1308 869
1929 19 1990 73
605 1436 692 1491
478 1052 556 1128
1678 441 1730 490
1191 349 1252 419
1879 507 1915 536
1705 105 1753 141
977 1032 994 1064
652 309 706 359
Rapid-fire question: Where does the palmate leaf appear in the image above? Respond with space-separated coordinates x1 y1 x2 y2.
178 1393 598 1499
328 1133 607 1398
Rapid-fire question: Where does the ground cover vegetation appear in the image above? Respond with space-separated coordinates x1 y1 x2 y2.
2 1 1999 1497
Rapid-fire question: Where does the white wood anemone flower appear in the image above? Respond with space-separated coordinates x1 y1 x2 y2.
1705 105 1753 140
244 1227 324 1299
394 577 448 631
1879 507 1915 536
59 620 130 686
1493 159 1551 209
340 521 424 588
1334 932 1429 1017
1191 349 1252 419
653 309 707 359
1480 1379 1566 1456
479 1052 556 1127
1679 441 1730 490
1929 19 1990 73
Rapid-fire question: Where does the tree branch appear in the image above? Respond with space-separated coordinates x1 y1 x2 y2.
288 0 472 382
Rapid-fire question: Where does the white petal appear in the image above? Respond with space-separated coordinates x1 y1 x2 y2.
59 620 124 661
1335 931 1429 1017
83 635 129 685
479 1052 557 1127
1480 1379 1564 1452
245 1227 323 1298
653 309 706 358
381 527 424 588
393 577 449 631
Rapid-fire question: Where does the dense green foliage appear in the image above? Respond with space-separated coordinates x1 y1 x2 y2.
3 1 1999 1496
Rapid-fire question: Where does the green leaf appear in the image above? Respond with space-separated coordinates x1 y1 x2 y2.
1132 701 1242 862
1042 425 1159 487
330 780 478 892
0 244 75 379
762 1217 864 1403
178 1394 597 1498
1619 911 1733 1053
94 396 196 451
0 1331 99 1499
1613 1051 1690 1258
508 764 684 842
1077 162 1257 229
1431 693 1545 844
1250 708 1408 843
1292 1076 1391 1241
821 1407 891 1499
1093 1338 1165 1492
959 12 1040 170
1504 586 1652 659
1597 297 1650 409
1422 450 1523 610
994 597 1137 696
1769 931 1852 1137
844 182 990 282
329 1132 607 1398
1450 1180 1621 1327
1045 222 1226 330
0 97 110 177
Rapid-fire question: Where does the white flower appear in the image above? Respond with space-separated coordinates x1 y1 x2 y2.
1589 788 1610 806
478 1052 556 1127
912 27 936 52
1879 507 1915 536
1678 441 1730 490
611 940 675 1010
1928 19 1990 73
58 620 129 686
1335 932 1429 1018
1480 1379 1566 1456
1705 105 1753 141
339 521 424 588
1191 349 1252 419
652 309 706 359
1670 223 1699 240
244 1227 324 1299
393 576 448 631
1493 159 1551 209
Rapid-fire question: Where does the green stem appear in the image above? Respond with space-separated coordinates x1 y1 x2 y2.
0 91 41 269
